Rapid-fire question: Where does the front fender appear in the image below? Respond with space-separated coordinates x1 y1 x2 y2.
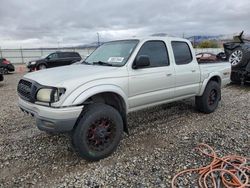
62 84 128 111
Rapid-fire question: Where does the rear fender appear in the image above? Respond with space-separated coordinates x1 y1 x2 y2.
198 73 222 96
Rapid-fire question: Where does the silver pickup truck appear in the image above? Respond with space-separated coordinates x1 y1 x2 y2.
18 37 231 160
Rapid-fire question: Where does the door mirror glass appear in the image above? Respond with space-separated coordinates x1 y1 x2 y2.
133 55 150 69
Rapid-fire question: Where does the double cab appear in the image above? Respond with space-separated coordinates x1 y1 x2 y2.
18 37 231 161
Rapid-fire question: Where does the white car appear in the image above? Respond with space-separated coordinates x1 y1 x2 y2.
18 37 231 160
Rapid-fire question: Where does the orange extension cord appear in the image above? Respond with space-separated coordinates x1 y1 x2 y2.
171 144 250 188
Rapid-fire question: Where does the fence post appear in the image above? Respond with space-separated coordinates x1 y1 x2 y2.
20 47 24 64
0 47 2 58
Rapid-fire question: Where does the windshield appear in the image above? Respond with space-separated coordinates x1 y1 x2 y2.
84 40 139 66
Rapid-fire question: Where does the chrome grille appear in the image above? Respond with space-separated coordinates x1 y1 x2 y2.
17 79 32 101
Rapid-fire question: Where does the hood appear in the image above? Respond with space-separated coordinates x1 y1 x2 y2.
24 64 120 86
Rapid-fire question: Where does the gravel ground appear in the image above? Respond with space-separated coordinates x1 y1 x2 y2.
0 73 249 187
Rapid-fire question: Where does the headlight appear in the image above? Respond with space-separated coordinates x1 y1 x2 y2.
36 87 66 103
30 61 36 65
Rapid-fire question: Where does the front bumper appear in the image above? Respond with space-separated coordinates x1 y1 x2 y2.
18 98 83 132
27 63 36 70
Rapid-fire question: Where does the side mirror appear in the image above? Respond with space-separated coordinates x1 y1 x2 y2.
133 55 150 69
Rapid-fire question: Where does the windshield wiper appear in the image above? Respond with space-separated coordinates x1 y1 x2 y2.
82 61 91 65
92 61 113 66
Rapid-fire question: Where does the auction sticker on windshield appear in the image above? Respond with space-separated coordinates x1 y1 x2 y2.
108 57 124 63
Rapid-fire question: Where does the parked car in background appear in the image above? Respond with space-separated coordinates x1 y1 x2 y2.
223 31 250 83
0 68 4 82
196 52 226 63
18 37 231 161
196 52 218 62
0 58 15 74
27 51 82 71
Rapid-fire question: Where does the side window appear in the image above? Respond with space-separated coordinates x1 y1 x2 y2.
67 52 74 58
60 52 71 58
48 53 58 59
71 52 80 58
58 53 65 58
171 41 193 65
136 41 169 68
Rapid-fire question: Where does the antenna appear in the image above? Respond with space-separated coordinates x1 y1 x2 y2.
97 32 100 46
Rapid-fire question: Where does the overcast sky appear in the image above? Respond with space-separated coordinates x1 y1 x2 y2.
0 0 249 48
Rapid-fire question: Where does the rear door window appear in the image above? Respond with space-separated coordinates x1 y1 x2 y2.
59 52 71 58
171 41 193 65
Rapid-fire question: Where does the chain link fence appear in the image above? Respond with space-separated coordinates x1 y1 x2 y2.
0 47 224 64
0 47 96 64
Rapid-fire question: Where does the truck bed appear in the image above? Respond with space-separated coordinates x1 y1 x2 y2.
199 61 231 87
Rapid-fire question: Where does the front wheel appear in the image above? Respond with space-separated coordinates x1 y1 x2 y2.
195 81 221 114
37 64 47 70
73 103 123 161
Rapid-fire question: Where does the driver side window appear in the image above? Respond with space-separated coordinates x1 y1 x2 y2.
48 53 58 60
135 41 169 68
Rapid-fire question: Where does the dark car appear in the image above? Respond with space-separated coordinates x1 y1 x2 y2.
196 52 227 63
0 58 15 74
223 31 250 83
27 51 82 71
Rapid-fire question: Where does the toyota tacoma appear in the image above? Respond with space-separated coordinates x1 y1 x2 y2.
18 37 231 161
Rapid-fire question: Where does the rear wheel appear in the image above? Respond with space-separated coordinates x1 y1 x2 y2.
195 81 221 114
73 103 123 161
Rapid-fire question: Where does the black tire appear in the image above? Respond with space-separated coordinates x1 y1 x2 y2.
0 75 3 82
37 64 47 70
229 47 249 68
73 103 123 161
3 68 8 74
195 81 221 114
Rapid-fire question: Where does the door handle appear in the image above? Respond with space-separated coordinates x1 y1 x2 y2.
191 70 196 72
166 73 172 77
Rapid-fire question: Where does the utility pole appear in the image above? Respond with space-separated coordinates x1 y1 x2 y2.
20 46 24 64
0 46 2 58
97 32 100 46
193 36 196 48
